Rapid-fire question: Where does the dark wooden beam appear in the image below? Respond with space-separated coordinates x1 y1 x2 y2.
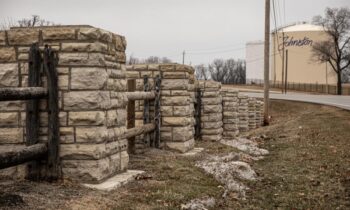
0 144 47 170
0 87 47 101
127 79 136 154
43 45 61 181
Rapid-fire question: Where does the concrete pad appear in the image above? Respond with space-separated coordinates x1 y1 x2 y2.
180 147 204 156
83 170 144 191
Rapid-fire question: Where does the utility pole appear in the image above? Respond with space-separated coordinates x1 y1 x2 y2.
182 50 185 64
281 32 285 93
263 0 270 125
284 49 288 93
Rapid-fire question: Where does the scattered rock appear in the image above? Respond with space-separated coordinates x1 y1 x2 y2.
220 138 269 156
181 197 216 210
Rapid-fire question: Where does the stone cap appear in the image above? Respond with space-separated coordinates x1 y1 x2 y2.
0 25 126 51
127 64 194 74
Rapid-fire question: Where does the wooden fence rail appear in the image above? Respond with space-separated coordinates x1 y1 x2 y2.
0 87 47 101
0 43 60 181
126 75 161 153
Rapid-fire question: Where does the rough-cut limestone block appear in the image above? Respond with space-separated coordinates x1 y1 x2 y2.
62 153 120 183
162 71 187 79
106 110 117 127
0 101 24 111
201 114 222 122
116 109 126 126
161 96 189 106
171 90 190 96
71 67 108 90
75 127 109 143
42 28 76 40
223 118 239 124
113 127 127 140
161 79 188 90
120 150 129 171
60 127 74 144
160 131 172 141
60 141 119 160
17 53 28 61
204 81 221 89
108 79 127 91
58 75 69 90
165 138 195 153
0 63 19 87
160 106 173 116
162 117 190 126
38 112 67 126
61 42 107 52
201 128 223 135
59 53 106 66
201 135 222 141
201 98 222 105
113 34 127 51
173 106 191 116
0 112 18 126
0 47 16 62
78 27 113 43
0 31 5 45
223 112 238 118
126 71 140 79
7 29 39 45
172 126 192 142
0 128 23 143
202 121 223 129
203 105 222 113
68 111 105 126
64 91 111 111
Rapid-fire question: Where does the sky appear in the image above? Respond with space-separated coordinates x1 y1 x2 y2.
0 0 349 65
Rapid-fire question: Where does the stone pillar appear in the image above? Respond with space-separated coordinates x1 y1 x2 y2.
255 100 262 128
238 94 249 132
0 26 128 183
126 64 195 153
197 80 223 141
221 88 239 139
248 97 257 130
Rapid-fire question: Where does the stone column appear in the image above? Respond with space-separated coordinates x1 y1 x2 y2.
248 97 257 130
0 26 128 183
126 64 195 153
221 88 239 138
197 80 223 141
238 93 249 132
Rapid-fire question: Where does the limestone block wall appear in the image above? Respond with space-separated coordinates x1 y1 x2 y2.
221 88 239 139
196 80 223 141
0 25 128 183
126 64 195 153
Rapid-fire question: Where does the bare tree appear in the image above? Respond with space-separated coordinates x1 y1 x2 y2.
1 15 55 30
209 59 227 82
127 55 172 65
312 7 350 95
194 64 210 80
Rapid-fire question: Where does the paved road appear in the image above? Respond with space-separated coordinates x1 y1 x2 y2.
243 92 350 111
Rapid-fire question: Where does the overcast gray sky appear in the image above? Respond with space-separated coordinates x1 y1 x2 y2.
0 0 349 65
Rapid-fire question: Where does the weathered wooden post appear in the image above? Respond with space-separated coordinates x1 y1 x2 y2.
127 79 136 154
153 75 161 148
43 45 60 181
26 43 42 180
143 75 150 146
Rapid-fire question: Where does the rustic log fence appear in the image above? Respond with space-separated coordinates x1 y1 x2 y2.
126 75 161 153
0 43 60 181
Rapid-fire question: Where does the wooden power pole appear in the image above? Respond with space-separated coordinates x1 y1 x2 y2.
263 0 270 125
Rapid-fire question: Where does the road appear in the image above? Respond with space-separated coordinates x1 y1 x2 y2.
243 92 350 111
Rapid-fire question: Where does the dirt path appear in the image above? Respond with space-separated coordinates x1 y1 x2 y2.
0 100 349 209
